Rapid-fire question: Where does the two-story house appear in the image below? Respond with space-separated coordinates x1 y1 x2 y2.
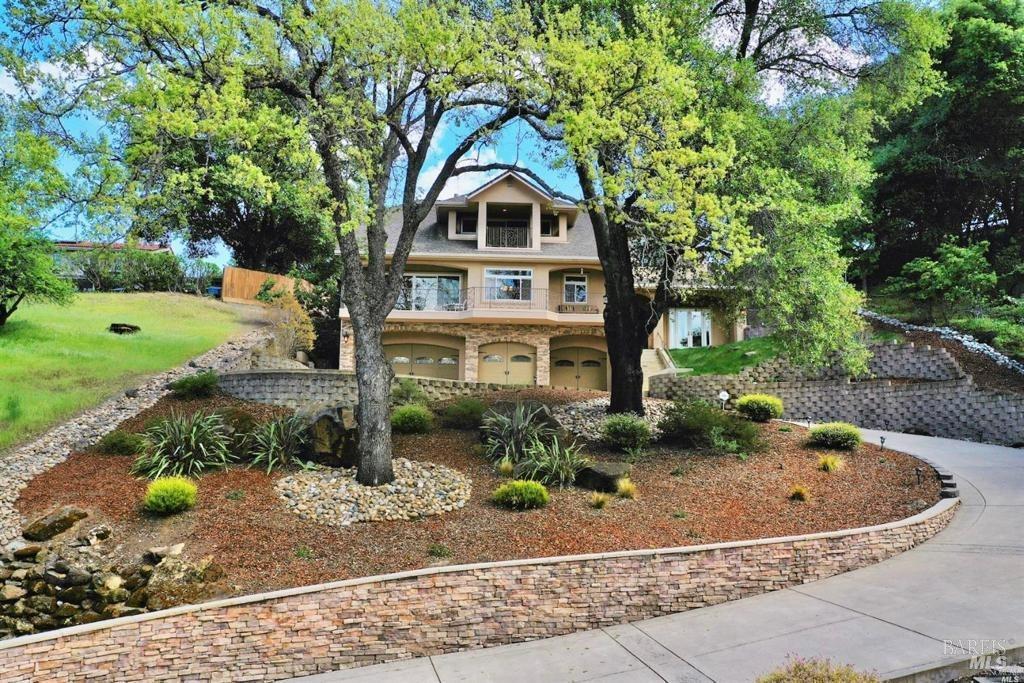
338 171 744 390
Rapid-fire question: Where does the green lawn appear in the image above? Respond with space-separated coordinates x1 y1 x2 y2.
0 293 245 451
668 336 783 375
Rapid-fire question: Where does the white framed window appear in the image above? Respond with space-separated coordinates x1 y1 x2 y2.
540 215 558 237
456 213 477 235
484 268 533 301
398 274 462 310
563 273 588 303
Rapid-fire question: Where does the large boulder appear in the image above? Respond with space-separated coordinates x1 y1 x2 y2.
297 403 359 467
22 507 88 542
576 462 632 493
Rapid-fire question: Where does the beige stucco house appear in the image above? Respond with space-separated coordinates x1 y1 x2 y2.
338 171 743 390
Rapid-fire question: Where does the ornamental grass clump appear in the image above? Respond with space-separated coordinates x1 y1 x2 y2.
143 476 197 515
250 415 310 473
514 435 589 488
589 492 613 509
390 404 433 434
132 411 233 478
808 422 861 450
481 402 555 463
735 394 784 422
491 480 549 510
96 430 146 456
616 477 637 499
789 484 811 502
168 371 218 399
600 413 651 452
818 453 846 473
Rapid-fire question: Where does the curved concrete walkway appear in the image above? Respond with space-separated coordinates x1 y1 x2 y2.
291 431 1024 682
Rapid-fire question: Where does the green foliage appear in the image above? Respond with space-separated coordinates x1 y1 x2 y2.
392 378 428 406
514 435 589 488
62 248 193 293
808 423 862 450
668 336 783 375
143 476 197 515
294 546 314 560
884 240 997 322
132 411 233 478
390 404 433 434
481 403 556 463
497 458 515 478
951 312 1024 360
225 489 245 501
757 657 879 682
491 480 550 511
168 371 219 399
249 415 310 473
441 398 487 429
427 543 453 559
0 226 74 327
96 430 146 456
657 400 761 454
215 406 258 456
255 278 285 304
600 414 652 452
735 394 784 422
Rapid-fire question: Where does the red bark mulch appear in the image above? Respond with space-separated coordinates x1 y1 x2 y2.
17 395 941 597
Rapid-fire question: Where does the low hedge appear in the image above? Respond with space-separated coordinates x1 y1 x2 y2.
391 404 433 434
491 480 549 510
808 422 862 450
600 414 651 452
735 394 784 422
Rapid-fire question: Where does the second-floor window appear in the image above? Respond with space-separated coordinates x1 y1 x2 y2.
484 268 532 301
540 215 559 237
456 214 477 235
563 274 588 303
398 274 462 310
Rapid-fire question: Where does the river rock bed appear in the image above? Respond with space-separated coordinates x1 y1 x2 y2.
276 458 472 526
553 397 674 443
0 329 271 547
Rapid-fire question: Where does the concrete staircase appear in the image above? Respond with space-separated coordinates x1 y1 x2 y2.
641 349 669 393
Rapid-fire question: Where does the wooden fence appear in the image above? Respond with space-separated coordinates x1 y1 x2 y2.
221 266 312 304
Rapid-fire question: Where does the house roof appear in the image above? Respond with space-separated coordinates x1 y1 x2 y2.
435 170 578 211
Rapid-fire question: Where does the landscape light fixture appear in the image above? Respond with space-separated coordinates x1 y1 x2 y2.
879 436 886 451
718 390 729 410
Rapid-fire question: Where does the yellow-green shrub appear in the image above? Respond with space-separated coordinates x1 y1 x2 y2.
735 394 784 422
143 477 197 515
809 422 861 450
491 480 549 510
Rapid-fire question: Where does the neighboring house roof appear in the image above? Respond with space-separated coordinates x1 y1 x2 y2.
52 240 173 253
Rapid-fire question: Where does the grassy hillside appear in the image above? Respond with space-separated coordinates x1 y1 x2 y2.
0 293 245 451
668 336 783 375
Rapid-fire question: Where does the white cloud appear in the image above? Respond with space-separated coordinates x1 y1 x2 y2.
417 146 500 199
0 69 18 96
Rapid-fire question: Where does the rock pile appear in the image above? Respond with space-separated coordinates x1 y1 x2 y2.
0 329 271 546
0 508 218 640
277 458 472 527
553 397 673 442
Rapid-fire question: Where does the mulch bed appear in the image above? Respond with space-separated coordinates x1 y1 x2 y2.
16 394 940 597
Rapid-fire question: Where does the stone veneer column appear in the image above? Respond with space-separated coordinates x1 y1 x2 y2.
464 335 480 382
535 336 550 386
339 320 355 371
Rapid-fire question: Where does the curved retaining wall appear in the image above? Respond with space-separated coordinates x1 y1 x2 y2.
0 499 958 682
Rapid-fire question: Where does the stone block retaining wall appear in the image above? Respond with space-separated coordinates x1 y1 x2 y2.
218 369 495 409
734 341 963 383
0 500 957 682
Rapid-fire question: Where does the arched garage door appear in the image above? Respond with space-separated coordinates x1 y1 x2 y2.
551 347 607 390
478 342 536 385
385 344 460 380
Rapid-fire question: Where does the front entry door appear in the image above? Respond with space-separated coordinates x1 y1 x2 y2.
551 347 608 390
478 342 536 385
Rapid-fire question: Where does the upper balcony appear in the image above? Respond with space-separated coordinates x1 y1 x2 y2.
485 221 531 249
381 284 602 323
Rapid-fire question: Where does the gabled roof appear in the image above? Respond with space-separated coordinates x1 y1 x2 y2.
436 170 578 209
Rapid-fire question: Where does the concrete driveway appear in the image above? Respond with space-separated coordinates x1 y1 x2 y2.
289 431 1024 682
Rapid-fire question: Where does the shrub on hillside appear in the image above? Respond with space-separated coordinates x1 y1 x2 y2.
600 414 652 452
808 422 861 450
442 397 486 429
215 406 259 456
491 480 549 510
481 402 555 463
132 411 233 478
96 430 146 456
143 476 198 515
514 435 589 488
250 415 310 473
757 657 879 682
391 404 433 434
735 394 784 422
268 294 315 358
392 378 428 405
657 400 761 454
168 371 218 399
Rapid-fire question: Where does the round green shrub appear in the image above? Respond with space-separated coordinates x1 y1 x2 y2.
442 398 487 429
491 480 550 510
96 430 147 456
808 422 862 450
600 413 652 452
168 371 219 399
143 476 197 515
735 394 784 422
391 404 434 434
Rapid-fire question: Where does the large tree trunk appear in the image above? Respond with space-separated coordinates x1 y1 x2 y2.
349 312 396 485
604 296 647 414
